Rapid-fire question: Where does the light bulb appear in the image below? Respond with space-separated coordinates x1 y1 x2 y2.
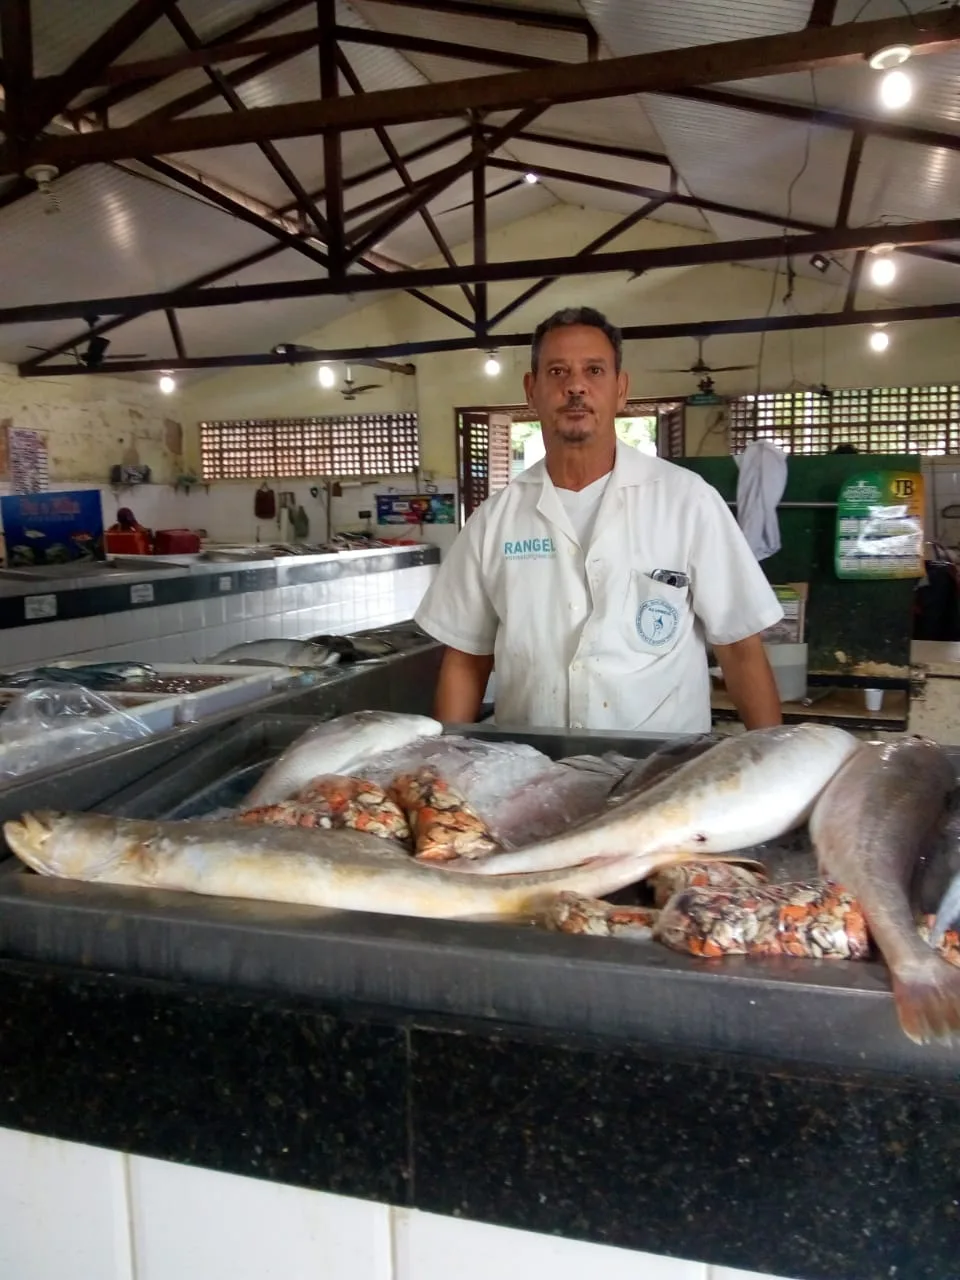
158 374 176 394
869 329 890 353
524 172 539 184
869 253 897 287
879 68 912 110
484 354 501 377
317 364 336 388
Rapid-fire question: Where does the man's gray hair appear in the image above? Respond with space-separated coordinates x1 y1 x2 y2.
530 307 623 374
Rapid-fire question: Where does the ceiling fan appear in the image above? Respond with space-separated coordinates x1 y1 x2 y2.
27 315 146 368
340 365 382 401
655 336 757 383
270 344 414 376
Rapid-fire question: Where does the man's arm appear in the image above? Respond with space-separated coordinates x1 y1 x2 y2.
433 647 495 724
713 633 782 729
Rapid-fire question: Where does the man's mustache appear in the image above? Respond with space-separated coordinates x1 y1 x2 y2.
562 396 588 410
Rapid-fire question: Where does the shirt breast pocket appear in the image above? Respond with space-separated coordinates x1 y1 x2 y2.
623 569 689 655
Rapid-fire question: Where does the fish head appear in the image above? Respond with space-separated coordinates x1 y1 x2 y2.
4 810 132 879
4 811 61 874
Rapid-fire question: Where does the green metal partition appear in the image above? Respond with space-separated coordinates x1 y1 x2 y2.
676 454 918 680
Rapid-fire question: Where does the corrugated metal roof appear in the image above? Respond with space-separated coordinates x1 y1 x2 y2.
351 0 589 65
0 165 278 307
3 0 960 373
641 92 850 228
580 0 811 54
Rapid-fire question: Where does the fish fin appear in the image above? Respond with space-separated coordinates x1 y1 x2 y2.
892 958 960 1045
931 869 960 948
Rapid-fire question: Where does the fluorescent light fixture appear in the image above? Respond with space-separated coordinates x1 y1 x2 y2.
317 364 336 388
869 45 911 71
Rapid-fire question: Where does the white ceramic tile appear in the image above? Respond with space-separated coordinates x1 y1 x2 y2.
242 590 264 618
129 1155 392 1280
262 615 284 638
67 615 107 655
153 604 183 637
181 599 203 630
279 584 297 611
26 619 76 661
244 617 267 643
129 607 158 642
224 593 246 624
709 1269 800 1280
394 1210 707 1280
263 588 280 613
296 583 315 611
0 1127 133 1280
202 597 226 628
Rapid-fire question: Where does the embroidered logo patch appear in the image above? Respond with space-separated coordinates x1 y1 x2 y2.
636 598 679 647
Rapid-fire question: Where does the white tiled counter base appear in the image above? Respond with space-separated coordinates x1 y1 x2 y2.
0 1128 799 1280
0 564 437 669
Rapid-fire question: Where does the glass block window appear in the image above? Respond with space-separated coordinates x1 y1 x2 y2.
200 413 419 480
729 385 960 456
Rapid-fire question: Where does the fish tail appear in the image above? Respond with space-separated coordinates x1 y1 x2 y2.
893 956 960 1045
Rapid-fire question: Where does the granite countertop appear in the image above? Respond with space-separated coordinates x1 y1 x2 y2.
0 955 957 1280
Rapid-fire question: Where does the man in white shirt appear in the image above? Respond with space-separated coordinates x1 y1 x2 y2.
415 306 784 733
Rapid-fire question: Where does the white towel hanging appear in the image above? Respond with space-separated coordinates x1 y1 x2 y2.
734 440 788 561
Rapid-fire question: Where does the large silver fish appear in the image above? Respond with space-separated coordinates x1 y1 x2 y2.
809 737 960 1045
2 811 751 922
453 724 860 877
244 710 443 808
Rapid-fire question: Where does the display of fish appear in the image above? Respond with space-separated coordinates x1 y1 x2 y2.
809 736 960 1045
243 710 444 808
210 639 342 669
453 724 860 877
2 811 745 922
606 735 717 801
0 662 156 689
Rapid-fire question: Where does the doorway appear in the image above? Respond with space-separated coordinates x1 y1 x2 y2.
456 400 684 523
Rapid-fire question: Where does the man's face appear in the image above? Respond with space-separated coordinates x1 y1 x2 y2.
523 324 628 449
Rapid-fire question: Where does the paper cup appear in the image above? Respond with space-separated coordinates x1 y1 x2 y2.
864 688 884 712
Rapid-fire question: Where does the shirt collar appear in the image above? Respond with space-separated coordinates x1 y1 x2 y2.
515 440 661 490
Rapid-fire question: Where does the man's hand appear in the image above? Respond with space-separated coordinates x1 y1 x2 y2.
713 633 782 729
433 647 495 724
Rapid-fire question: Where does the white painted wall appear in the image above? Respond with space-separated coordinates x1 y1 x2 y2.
0 1126 798 1280
0 365 186 483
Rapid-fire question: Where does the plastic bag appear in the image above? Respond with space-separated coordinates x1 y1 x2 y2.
649 860 767 909
654 879 870 961
917 916 960 968
388 766 499 861
541 892 659 940
239 774 411 843
362 735 616 848
0 684 153 782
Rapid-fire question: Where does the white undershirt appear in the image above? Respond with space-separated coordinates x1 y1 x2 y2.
555 472 611 551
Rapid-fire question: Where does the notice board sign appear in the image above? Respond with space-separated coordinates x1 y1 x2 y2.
1 490 105 566
375 492 455 525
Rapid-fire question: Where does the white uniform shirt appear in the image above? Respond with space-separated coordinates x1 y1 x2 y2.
415 442 784 733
